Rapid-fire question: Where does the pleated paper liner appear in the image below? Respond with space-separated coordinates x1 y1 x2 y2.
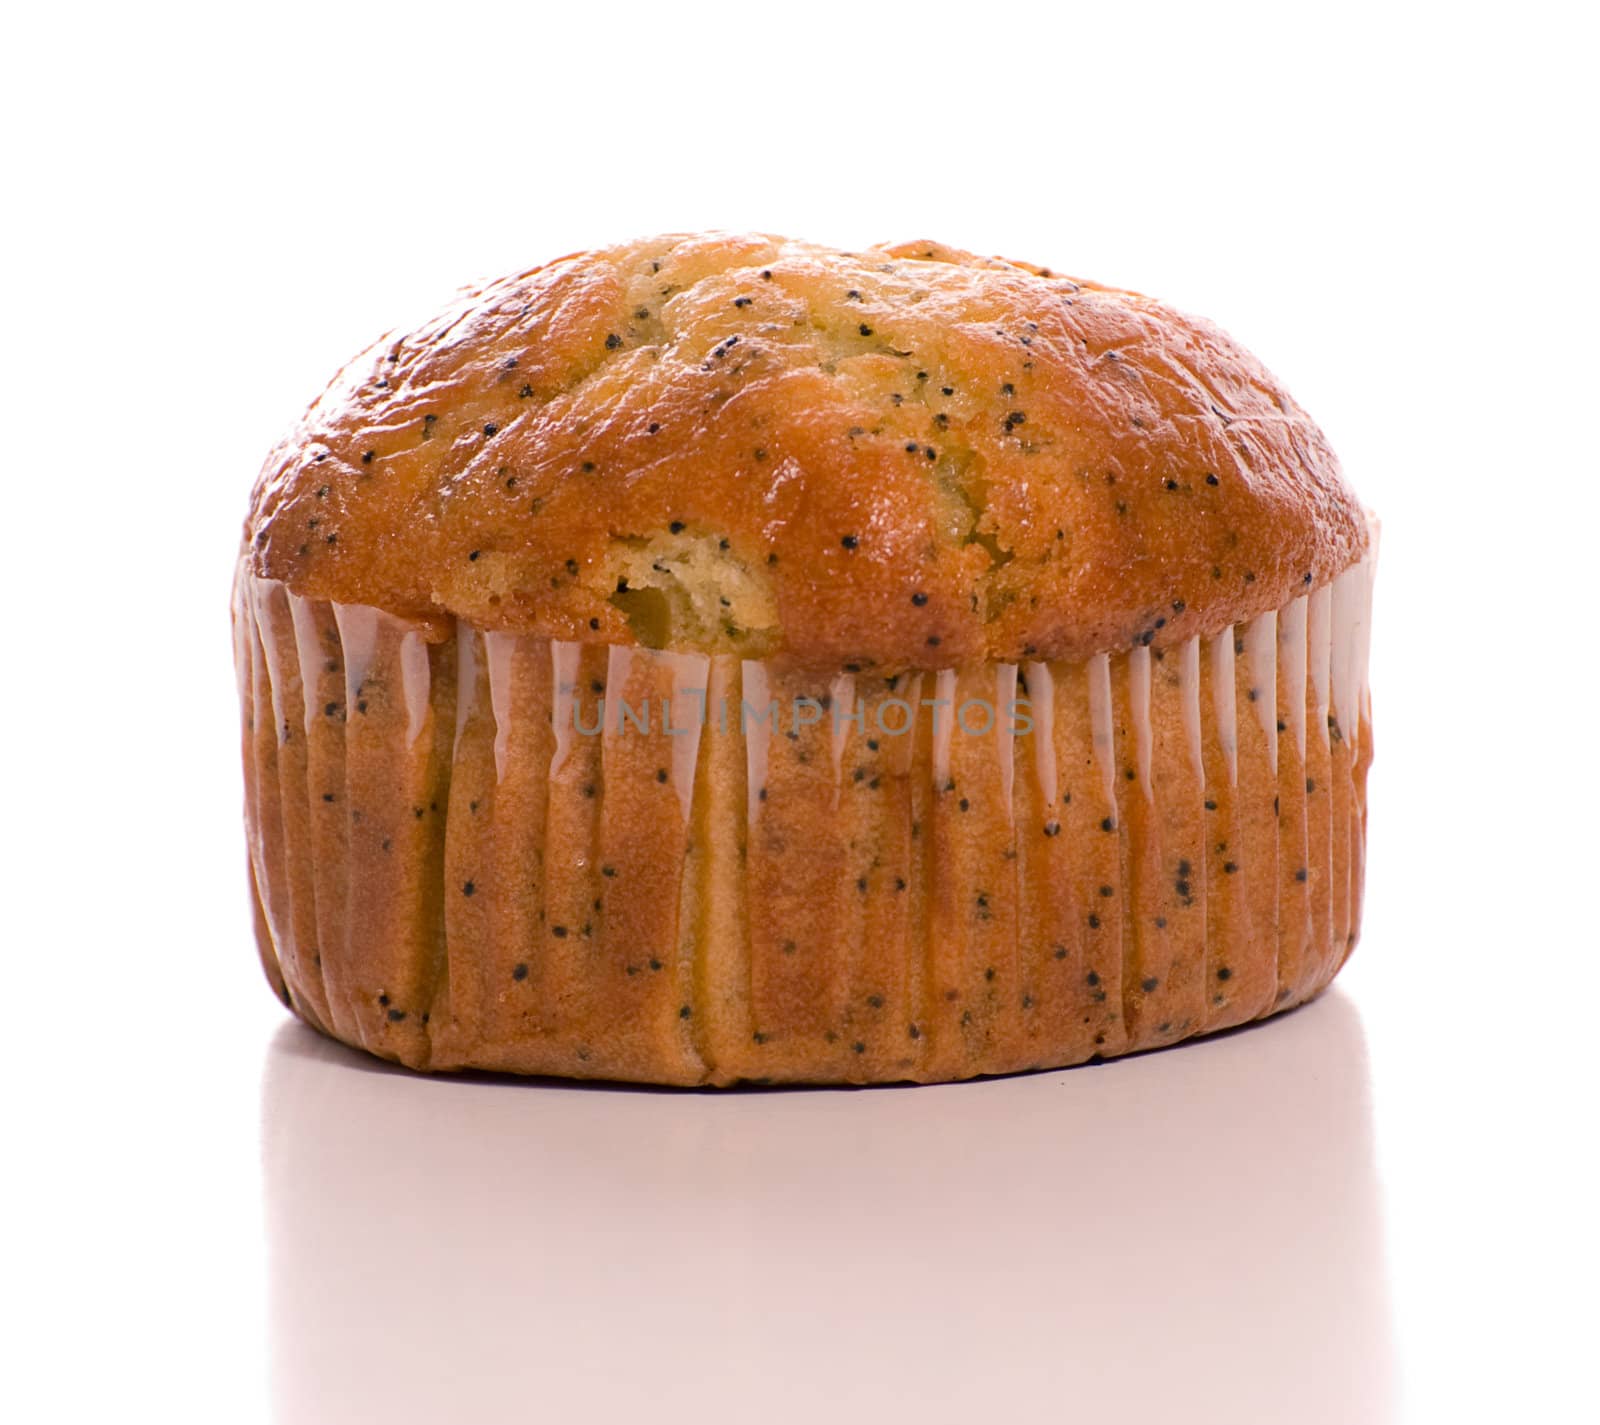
235 545 1374 1085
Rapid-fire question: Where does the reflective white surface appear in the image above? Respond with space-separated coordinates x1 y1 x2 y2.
263 993 1392 1423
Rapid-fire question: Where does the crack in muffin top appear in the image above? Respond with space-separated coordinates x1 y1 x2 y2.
245 232 1367 669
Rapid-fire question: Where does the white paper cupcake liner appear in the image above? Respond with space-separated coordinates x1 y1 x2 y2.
235 539 1375 1084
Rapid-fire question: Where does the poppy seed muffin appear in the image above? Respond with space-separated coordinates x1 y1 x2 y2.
235 232 1376 1085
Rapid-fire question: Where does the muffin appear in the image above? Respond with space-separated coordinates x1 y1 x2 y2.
235 232 1375 1085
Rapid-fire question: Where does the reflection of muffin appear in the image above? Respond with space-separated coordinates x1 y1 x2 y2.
262 994 1394 1420
235 233 1376 1085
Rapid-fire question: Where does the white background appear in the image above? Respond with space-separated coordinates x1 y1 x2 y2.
5 2 1596 1420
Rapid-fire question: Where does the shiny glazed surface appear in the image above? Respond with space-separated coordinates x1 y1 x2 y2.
246 234 1368 668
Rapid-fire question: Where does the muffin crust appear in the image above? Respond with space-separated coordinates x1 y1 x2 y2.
246 233 1367 669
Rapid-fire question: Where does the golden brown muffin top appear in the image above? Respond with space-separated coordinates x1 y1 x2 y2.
245 232 1366 668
